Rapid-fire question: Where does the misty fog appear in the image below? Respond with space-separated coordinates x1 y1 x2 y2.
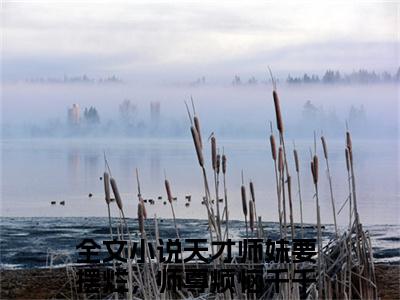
2 82 398 139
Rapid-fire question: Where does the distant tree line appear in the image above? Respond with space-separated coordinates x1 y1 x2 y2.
288 68 400 84
25 74 123 84
231 68 400 86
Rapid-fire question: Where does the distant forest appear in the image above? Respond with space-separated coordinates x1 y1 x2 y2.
229 68 400 86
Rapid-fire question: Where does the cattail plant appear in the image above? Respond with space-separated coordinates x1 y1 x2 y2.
321 135 338 237
211 135 222 237
269 125 282 237
185 100 220 262
164 177 186 277
241 172 248 238
191 96 203 149
249 199 255 233
278 146 287 237
293 146 304 237
311 154 323 294
138 202 145 235
221 151 229 239
287 175 295 238
249 181 260 237
110 178 123 211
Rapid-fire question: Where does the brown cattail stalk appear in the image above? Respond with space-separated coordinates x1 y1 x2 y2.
110 177 123 210
222 152 229 239
139 196 147 220
311 155 322 293
137 202 144 234
346 131 352 152
312 155 319 184
287 175 295 238
321 136 338 237
293 147 304 237
294 149 299 173
211 136 222 237
216 154 221 174
249 200 255 233
270 131 283 237
211 136 217 170
321 136 328 159
165 177 186 276
241 185 248 237
278 146 287 236
104 172 111 204
278 147 284 173
194 116 202 149
222 154 227 174
165 179 173 203
249 181 259 237
273 90 284 133
191 126 204 167
270 134 277 161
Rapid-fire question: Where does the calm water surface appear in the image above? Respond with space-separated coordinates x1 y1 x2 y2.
1 138 399 225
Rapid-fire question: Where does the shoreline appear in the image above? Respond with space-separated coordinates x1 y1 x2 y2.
1 263 399 299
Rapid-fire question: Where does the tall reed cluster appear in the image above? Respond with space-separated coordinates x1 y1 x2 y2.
89 80 378 300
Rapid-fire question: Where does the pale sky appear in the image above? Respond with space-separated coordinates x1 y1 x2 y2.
2 0 399 82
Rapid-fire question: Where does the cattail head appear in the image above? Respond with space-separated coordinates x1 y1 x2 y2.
270 135 277 161
293 149 299 173
211 136 217 170
287 175 292 196
165 179 173 203
216 154 221 174
139 196 147 219
273 90 284 133
345 148 350 171
249 181 255 202
191 126 204 167
194 116 202 149
321 136 328 159
110 177 123 210
241 185 247 217
346 131 352 152
222 154 227 174
103 172 111 204
249 200 254 232
278 147 284 173
137 202 145 234
312 155 319 184
311 161 315 183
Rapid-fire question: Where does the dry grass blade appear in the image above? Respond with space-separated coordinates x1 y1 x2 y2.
110 177 123 210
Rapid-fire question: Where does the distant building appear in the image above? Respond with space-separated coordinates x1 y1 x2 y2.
68 104 80 125
150 102 160 123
